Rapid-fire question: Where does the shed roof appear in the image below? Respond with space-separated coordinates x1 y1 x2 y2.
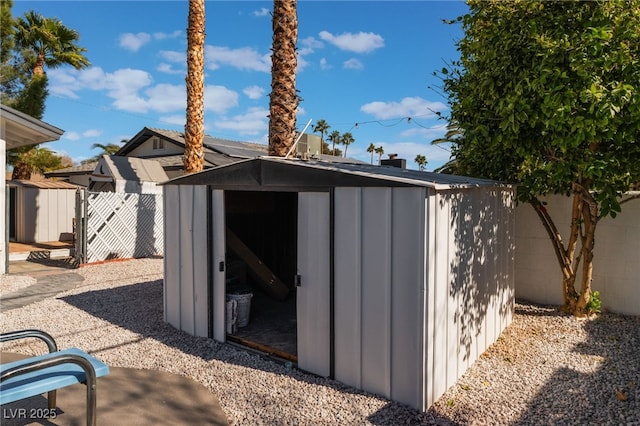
164 157 508 191
8 179 78 189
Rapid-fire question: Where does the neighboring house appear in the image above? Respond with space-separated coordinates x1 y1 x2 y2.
1 104 64 274
46 162 96 187
89 155 168 194
46 126 363 183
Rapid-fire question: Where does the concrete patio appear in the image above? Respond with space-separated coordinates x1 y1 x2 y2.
1 352 229 425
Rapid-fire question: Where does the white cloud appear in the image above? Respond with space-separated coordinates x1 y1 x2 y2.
213 107 269 136
318 31 384 53
157 63 184 75
360 97 448 120
159 114 186 127
119 32 152 52
343 58 363 70
299 36 324 55
63 131 81 141
320 58 330 70
205 45 271 72
119 31 183 52
399 122 448 140
83 129 102 138
145 84 185 113
297 55 308 72
253 7 269 17
243 85 265 100
61 129 101 144
159 50 186 63
204 85 240 113
48 66 237 116
153 30 182 41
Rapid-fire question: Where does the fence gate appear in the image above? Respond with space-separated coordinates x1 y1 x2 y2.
75 189 164 264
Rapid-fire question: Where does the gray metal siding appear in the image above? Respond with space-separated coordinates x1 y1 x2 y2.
334 187 426 409
297 192 331 377
163 185 209 337
211 190 226 342
424 187 515 409
15 188 75 243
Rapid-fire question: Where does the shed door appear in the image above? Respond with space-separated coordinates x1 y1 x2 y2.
297 192 331 377
211 189 226 342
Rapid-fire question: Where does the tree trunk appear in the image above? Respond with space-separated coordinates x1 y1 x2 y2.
11 162 33 180
530 189 600 317
33 53 45 77
184 0 206 174
268 0 298 157
574 190 598 316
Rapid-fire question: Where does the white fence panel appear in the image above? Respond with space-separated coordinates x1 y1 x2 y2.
82 191 164 263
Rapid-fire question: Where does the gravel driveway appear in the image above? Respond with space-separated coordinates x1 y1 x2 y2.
1 258 639 425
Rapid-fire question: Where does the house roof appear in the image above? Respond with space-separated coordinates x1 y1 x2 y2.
164 157 508 191
46 161 97 177
1 104 64 149
119 127 365 166
92 155 169 183
8 179 78 189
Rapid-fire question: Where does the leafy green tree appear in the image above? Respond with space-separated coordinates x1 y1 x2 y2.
9 147 71 178
374 145 384 164
14 10 89 78
441 0 640 316
328 130 341 156
414 154 427 171
8 9 90 179
340 132 354 158
366 143 376 164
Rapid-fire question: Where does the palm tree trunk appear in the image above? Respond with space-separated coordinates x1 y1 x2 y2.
184 0 206 174
269 0 298 157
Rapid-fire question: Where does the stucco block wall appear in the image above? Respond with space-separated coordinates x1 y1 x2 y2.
515 194 640 315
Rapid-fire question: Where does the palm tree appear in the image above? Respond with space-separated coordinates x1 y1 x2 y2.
375 145 384 164
414 154 427 171
11 10 89 179
82 140 126 164
268 0 298 157
431 120 462 145
184 0 206 174
341 132 355 158
312 119 330 152
328 130 341 156
15 11 90 79
366 143 375 164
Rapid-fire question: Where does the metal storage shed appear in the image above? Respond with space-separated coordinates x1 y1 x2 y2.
8 179 77 243
162 157 515 411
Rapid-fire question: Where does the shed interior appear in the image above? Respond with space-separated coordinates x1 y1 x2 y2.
224 190 298 361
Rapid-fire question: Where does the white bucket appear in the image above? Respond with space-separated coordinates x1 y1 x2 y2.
227 292 252 327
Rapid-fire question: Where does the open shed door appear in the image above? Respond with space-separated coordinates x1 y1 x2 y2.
297 192 331 377
211 189 226 342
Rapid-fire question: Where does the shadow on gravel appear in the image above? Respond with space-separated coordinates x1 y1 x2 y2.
513 311 640 425
60 280 458 425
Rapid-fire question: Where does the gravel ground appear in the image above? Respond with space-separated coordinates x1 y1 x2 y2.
1 258 639 425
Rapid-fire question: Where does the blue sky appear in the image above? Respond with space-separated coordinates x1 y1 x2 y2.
12 1 468 171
